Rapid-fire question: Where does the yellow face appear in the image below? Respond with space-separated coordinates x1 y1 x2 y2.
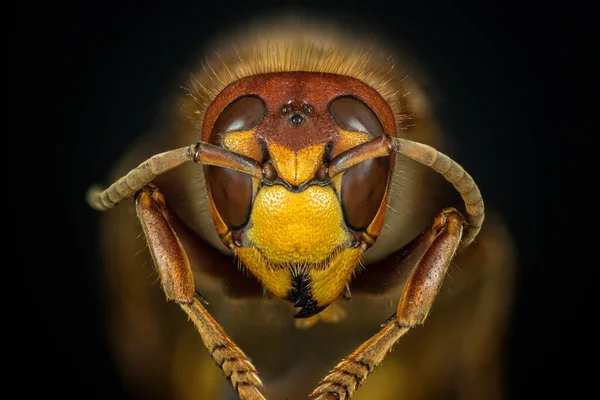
207 126 384 317
202 74 395 317
232 139 367 315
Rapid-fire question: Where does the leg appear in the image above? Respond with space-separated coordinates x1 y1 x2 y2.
311 208 464 399
135 184 265 400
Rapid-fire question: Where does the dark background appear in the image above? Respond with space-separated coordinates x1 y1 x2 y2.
47 0 591 398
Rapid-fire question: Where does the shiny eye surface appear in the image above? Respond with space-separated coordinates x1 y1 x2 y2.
329 96 385 136
206 167 253 229
330 96 389 230
206 96 265 229
340 157 389 230
212 96 266 134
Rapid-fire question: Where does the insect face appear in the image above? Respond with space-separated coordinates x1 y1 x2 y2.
87 20 501 399
203 72 395 316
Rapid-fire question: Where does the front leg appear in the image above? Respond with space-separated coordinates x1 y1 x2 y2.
135 184 265 400
311 208 464 400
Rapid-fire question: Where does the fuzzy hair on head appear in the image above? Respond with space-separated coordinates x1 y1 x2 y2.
183 16 433 133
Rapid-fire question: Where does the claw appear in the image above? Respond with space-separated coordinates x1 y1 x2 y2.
194 289 209 305
381 313 397 327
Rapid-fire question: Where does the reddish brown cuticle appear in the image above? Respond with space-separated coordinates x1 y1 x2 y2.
203 72 397 235
262 162 278 182
315 165 329 182
202 72 398 149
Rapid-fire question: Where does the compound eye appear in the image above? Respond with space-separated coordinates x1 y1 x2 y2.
206 166 253 229
329 96 385 137
212 96 266 134
330 96 389 231
206 96 266 229
340 157 389 230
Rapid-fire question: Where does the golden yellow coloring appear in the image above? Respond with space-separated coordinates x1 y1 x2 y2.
336 129 373 154
222 130 262 161
309 247 364 306
268 144 324 185
233 247 292 298
246 185 347 265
